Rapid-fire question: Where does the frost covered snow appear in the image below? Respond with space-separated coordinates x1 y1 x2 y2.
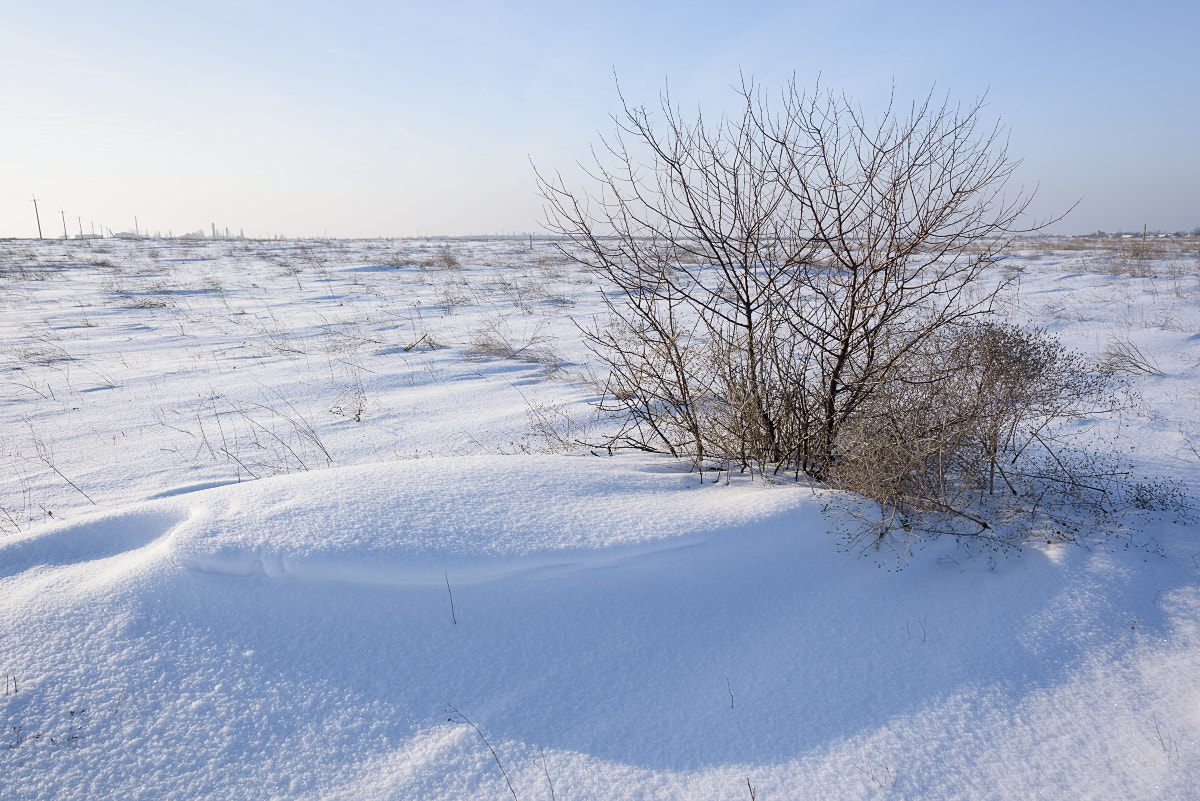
2 237 1199 799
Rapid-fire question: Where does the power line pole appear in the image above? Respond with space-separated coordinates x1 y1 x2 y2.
60 208 69 240
31 196 43 239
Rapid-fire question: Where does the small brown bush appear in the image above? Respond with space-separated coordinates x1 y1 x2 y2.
832 322 1120 546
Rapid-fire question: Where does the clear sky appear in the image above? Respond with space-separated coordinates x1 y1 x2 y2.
2 0 1196 238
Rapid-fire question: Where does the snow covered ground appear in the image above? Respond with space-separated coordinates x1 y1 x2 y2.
2 236 1199 799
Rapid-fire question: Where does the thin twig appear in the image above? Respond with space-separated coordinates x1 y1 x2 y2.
539 746 556 801
446 706 518 801
35 441 96 505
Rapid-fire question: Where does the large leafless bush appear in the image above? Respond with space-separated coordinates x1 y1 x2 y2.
538 77 1149 548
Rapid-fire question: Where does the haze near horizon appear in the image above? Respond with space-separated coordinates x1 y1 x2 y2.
2 0 1196 238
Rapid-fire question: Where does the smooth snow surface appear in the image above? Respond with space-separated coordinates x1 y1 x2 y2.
3 238 1199 799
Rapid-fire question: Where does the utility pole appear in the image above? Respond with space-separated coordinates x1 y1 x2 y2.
31 196 43 239
60 209 69 240
77 216 83 237
134 216 140 238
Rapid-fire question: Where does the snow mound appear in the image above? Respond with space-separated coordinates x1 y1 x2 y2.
2 454 820 588
168 454 816 583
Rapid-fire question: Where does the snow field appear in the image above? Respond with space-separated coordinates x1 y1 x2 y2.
2 237 1199 798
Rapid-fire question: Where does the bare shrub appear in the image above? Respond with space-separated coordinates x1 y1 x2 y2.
540 77 1037 466
537 76 1155 549
1100 335 1163 376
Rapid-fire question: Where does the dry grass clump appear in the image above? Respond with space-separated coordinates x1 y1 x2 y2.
435 278 473 313
480 275 534 312
1100 335 1164 376
517 397 591 454
421 248 462 270
466 317 562 373
18 339 75 366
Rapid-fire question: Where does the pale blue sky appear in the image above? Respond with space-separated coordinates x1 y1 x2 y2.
2 1 1196 237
